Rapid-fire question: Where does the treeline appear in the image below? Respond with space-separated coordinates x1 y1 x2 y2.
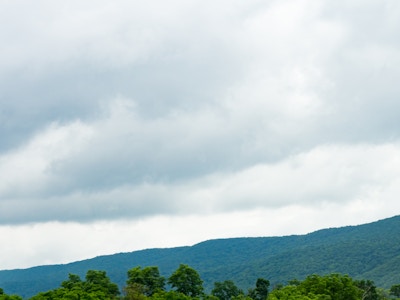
2 264 400 300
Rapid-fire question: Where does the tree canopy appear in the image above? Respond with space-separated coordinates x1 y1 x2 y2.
168 264 204 297
268 274 378 300
211 280 242 300
1 263 399 300
29 270 119 300
126 266 165 297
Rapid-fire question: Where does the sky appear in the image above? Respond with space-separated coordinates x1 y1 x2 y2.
1 0 400 270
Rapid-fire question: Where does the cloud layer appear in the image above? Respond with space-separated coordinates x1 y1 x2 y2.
1 0 400 269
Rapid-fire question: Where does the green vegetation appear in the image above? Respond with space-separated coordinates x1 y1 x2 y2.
126 266 165 297
29 270 119 300
1 216 400 298
390 285 400 298
168 264 204 297
0 287 22 300
211 280 242 300
2 266 400 300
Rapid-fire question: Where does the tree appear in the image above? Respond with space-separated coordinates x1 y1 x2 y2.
269 274 362 300
299 274 360 300
288 279 301 286
390 284 400 298
151 290 193 300
124 283 148 300
84 270 120 297
168 264 204 297
30 270 119 300
61 273 83 290
0 288 22 300
355 279 378 300
212 280 242 300
268 285 313 300
375 288 390 300
254 278 270 300
0 295 23 300
126 266 165 296
248 278 270 300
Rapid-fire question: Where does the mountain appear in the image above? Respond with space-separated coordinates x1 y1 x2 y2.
1 215 400 298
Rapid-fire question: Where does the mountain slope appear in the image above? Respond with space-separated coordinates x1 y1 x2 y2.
1 215 400 298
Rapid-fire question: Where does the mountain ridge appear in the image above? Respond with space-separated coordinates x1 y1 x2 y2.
1 215 400 298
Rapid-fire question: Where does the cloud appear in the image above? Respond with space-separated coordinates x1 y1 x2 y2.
1 0 400 269
2 0 399 151
1 101 400 224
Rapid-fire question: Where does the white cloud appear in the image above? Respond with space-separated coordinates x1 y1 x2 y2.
1 0 400 269
1 108 400 224
0 121 93 198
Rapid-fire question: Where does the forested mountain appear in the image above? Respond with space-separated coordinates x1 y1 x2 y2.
1 215 400 299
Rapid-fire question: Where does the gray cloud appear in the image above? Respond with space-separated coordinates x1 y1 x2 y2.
1 0 400 226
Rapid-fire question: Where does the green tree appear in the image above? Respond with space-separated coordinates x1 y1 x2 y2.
126 266 165 296
288 279 301 286
269 285 315 300
168 264 204 297
390 284 400 298
269 274 361 300
0 288 22 300
376 288 390 300
1 296 23 300
212 280 242 300
84 270 120 297
61 273 83 290
231 295 253 300
254 278 270 300
355 279 378 300
299 274 360 300
30 270 119 300
124 283 148 300
151 290 192 300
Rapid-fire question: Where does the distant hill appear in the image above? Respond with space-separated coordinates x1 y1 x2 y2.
1 215 400 298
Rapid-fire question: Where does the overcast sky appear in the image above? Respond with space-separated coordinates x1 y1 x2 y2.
1 0 400 270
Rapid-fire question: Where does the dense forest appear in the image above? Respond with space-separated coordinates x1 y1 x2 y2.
1 216 400 299
1 264 400 300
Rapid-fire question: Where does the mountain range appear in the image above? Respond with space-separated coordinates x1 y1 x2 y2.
1 215 400 298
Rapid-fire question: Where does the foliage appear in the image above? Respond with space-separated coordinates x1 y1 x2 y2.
354 279 378 300
248 278 270 300
168 264 204 297
0 295 19 300
268 274 366 300
3 263 400 300
390 284 400 298
300 273 360 300
29 270 119 300
0 287 22 300
126 266 165 297
212 280 242 300
151 290 193 300
376 288 391 300
85 270 120 297
269 285 314 300
61 273 82 289
1 216 400 298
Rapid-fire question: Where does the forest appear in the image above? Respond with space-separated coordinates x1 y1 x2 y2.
2 216 400 299
1 264 400 300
